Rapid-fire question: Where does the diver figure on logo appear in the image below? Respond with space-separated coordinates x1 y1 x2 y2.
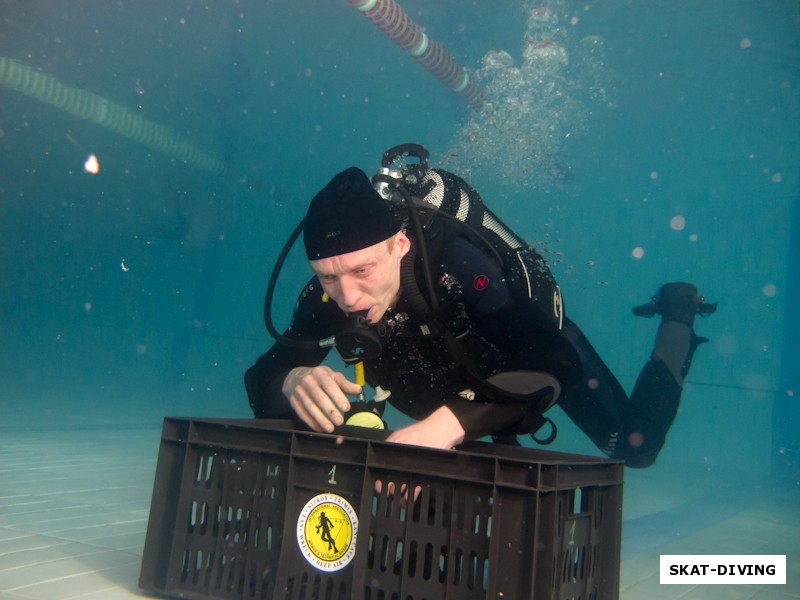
316 512 338 554
245 144 717 467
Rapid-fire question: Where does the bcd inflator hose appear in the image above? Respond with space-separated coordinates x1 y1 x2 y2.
0 56 224 173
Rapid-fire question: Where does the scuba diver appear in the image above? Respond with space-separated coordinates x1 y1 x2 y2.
245 144 716 467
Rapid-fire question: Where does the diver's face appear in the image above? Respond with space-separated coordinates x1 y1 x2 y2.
311 231 410 323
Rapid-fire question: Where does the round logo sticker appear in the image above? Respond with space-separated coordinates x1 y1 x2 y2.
296 493 358 572
473 274 490 291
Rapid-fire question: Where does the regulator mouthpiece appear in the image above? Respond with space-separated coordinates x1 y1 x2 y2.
334 311 383 363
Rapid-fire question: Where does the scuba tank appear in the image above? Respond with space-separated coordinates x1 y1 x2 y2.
373 144 564 333
371 143 565 443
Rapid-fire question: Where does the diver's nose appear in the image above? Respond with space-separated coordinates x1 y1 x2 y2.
338 276 362 310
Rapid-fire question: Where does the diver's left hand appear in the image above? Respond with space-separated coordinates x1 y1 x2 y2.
386 406 465 450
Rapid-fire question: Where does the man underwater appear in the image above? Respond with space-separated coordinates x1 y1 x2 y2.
246 146 716 467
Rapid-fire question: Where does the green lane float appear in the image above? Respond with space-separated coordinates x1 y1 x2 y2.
0 56 224 173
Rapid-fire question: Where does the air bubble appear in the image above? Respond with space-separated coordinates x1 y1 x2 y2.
444 0 609 190
670 215 686 231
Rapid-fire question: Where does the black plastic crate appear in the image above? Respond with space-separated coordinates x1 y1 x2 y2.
139 418 623 600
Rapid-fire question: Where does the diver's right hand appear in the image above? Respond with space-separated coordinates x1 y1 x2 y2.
282 366 361 433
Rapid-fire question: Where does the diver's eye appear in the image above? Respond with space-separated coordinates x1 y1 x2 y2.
354 264 374 277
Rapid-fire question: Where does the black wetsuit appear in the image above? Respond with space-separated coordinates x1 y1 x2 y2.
246 233 694 468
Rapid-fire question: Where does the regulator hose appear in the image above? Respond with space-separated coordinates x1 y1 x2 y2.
262 217 322 350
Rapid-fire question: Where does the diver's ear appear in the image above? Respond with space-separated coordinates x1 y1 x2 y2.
395 231 411 258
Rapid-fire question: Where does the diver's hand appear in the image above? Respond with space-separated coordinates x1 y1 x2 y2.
282 366 361 433
386 406 465 450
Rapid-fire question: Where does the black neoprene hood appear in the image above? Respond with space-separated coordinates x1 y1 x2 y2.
303 167 401 260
